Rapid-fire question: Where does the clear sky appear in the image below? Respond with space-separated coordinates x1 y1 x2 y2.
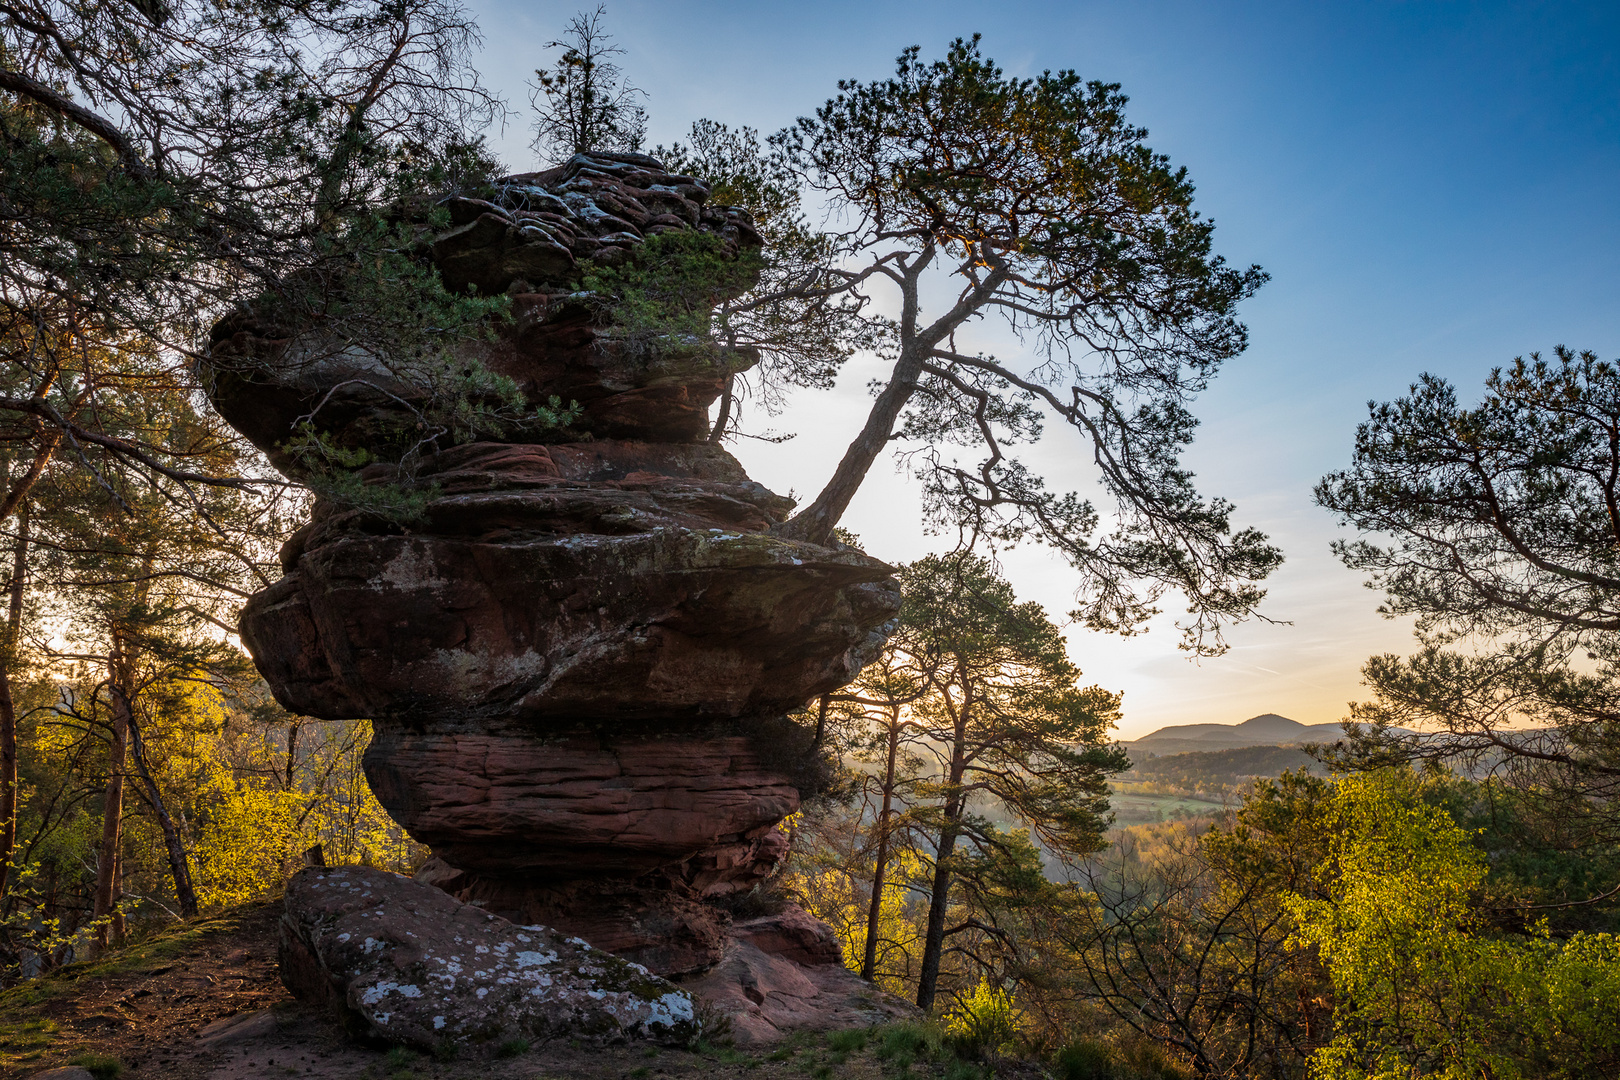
466 0 1620 737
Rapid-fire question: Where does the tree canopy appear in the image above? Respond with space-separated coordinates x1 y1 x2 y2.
1317 348 1620 840
678 38 1279 653
1 0 509 511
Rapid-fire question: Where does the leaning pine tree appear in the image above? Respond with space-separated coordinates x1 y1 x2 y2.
677 37 1281 655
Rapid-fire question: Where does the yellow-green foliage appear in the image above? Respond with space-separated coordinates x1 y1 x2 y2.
785 848 925 996
5 655 418 965
190 781 308 907
943 978 1023 1055
1286 769 1620 1080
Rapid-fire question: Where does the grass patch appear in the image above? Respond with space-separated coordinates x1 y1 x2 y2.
0 1016 58 1055
383 1045 418 1073
1054 1038 1190 1080
496 1037 530 1058
876 1022 943 1065
694 1041 753 1064
66 1053 123 1080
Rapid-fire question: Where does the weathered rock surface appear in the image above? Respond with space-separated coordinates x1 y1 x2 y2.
237 436 897 893
681 936 920 1047
419 867 737 977
731 907 846 968
241 492 897 726
209 151 901 1044
368 730 799 879
204 151 766 469
279 867 699 1051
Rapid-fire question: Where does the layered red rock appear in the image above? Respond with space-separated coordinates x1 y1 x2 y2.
203 151 765 471
210 154 899 1030
362 729 799 878
241 444 893 726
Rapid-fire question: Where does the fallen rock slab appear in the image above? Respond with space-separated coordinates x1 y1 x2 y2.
279 867 699 1053
679 940 919 1047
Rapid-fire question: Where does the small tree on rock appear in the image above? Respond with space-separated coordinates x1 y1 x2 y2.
529 6 648 160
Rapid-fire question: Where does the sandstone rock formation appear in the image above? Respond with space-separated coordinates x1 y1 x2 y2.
204 151 765 472
205 151 901 1042
280 866 699 1052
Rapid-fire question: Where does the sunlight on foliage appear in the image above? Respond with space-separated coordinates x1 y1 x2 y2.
943 978 1023 1056
1286 769 1620 1080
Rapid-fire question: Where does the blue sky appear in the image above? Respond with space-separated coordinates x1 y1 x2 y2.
468 1 1620 736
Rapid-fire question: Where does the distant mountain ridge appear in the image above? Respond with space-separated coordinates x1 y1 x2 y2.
1129 713 1351 753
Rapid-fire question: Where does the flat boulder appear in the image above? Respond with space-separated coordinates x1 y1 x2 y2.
679 940 919 1047
278 866 699 1053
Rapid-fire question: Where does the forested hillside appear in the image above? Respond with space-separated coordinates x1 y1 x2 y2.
1127 744 1324 798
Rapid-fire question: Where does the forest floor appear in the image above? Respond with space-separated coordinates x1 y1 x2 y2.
0 899 1022 1080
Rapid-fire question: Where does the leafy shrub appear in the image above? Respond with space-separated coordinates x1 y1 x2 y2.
942 979 1022 1056
66 1055 122 1080
1057 1040 1113 1080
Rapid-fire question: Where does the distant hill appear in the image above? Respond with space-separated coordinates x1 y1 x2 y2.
1128 713 1352 756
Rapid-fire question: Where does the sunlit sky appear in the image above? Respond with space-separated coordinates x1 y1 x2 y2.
466 1 1620 738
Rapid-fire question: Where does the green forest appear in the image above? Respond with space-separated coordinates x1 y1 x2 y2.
2 3 1619 1079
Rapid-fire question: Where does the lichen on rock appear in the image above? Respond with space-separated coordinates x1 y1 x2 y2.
280 866 701 1052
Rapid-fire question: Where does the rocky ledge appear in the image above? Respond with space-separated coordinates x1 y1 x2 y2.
203 151 765 471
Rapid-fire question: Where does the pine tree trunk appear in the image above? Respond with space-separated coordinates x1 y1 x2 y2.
777 255 1008 547
708 374 735 443
91 658 129 952
862 711 901 981
913 795 961 1011
776 345 926 546
125 705 199 917
0 505 28 902
915 696 970 1011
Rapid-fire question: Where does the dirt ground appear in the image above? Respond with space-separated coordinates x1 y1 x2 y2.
0 900 1027 1080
